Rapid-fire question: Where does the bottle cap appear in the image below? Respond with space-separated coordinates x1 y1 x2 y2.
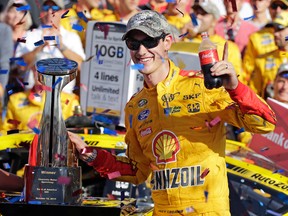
200 32 209 38
73 105 82 115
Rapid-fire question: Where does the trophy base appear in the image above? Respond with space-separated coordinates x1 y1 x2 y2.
0 202 121 216
0 196 154 216
24 165 82 205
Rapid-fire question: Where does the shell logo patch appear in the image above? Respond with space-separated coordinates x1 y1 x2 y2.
152 130 180 164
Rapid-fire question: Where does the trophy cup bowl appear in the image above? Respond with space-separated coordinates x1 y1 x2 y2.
23 58 82 205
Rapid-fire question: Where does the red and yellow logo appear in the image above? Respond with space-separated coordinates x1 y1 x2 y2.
152 130 180 164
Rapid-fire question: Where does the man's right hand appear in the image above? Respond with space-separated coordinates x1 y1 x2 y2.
68 132 97 163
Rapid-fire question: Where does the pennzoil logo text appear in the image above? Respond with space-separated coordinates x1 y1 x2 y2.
152 166 204 190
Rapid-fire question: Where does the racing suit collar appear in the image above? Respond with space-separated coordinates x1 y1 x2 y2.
142 60 179 90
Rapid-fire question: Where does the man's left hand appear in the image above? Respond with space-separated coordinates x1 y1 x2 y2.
210 42 239 90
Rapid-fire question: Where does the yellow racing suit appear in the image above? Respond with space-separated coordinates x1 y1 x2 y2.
248 50 288 98
243 27 278 83
1 89 80 133
88 60 276 215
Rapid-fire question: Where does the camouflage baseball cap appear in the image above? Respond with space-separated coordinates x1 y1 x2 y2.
122 10 172 40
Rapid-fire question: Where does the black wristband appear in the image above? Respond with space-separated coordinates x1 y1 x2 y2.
84 149 97 163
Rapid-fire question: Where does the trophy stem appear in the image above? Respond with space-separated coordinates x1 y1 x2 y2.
49 83 56 166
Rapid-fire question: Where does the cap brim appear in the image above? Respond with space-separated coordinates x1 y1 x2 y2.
278 71 288 78
192 4 205 12
277 0 288 7
42 0 63 9
122 30 132 41
265 22 285 30
265 22 273 28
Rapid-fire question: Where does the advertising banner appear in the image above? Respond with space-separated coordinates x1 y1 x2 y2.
249 98 288 171
81 21 143 126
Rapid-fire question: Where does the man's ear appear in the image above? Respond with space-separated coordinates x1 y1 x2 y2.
164 34 174 50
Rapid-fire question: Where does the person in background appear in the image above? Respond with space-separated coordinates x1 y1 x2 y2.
69 10 276 215
60 0 114 48
243 0 288 84
215 0 258 55
272 63 288 103
25 0 50 29
248 11 288 98
0 3 13 112
249 0 272 29
15 0 85 94
105 0 141 24
269 0 288 19
4 0 33 96
0 69 80 133
163 0 193 33
4 0 33 53
181 0 245 84
139 0 168 13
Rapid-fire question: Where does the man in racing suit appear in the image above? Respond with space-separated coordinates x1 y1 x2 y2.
248 11 288 98
69 10 276 215
243 0 288 84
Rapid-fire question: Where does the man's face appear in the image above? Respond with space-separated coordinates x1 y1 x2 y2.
40 1 62 25
84 0 101 9
193 7 216 33
269 0 288 19
126 30 172 76
5 4 26 27
274 73 288 103
252 0 271 13
119 0 140 13
274 27 288 48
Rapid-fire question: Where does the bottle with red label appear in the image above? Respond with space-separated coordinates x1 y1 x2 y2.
198 32 223 89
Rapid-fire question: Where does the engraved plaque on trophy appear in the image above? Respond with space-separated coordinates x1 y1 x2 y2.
24 58 82 205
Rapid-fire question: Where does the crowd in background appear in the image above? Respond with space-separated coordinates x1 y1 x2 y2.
0 0 287 143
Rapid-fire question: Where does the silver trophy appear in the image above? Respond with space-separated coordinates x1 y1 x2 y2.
24 58 82 205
